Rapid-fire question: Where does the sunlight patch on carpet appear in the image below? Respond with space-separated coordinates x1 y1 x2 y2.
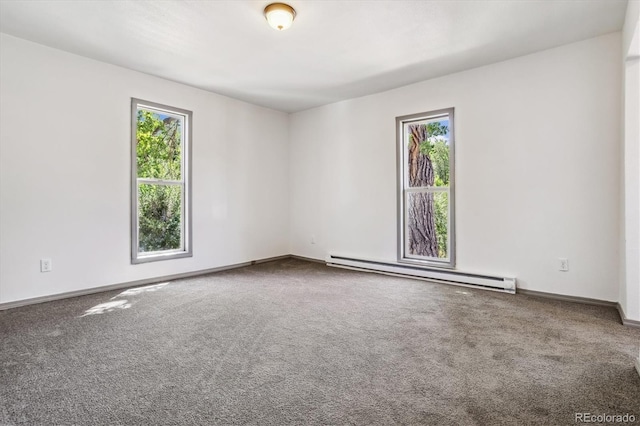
112 282 169 299
81 300 132 317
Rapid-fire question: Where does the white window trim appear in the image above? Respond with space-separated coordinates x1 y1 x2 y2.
131 98 193 264
396 108 456 269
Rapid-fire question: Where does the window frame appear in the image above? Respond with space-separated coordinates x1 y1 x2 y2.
131 98 193 264
396 107 456 269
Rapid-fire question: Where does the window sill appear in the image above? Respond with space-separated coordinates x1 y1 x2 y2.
398 257 456 270
132 250 192 264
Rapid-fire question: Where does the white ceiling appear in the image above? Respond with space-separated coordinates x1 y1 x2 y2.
0 0 628 112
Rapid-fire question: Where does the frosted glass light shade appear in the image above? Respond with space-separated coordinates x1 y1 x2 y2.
264 3 296 31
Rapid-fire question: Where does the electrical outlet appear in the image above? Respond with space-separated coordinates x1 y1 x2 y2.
40 258 52 272
558 258 569 272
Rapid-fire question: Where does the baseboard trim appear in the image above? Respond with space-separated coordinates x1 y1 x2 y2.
0 254 290 311
517 288 617 307
290 254 325 264
251 254 292 265
617 303 640 328
3 255 640 331
517 289 639 329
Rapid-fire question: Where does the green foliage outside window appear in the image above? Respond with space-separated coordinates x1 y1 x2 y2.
136 110 183 253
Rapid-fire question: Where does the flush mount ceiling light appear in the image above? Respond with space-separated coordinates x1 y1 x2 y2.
264 3 296 31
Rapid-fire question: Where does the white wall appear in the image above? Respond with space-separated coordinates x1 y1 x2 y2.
0 34 290 304
620 0 640 322
0 31 629 307
289 33 622 302
623 0 640 58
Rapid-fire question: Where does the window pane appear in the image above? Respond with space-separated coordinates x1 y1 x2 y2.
406 191 448 259
138 183 183 253
433 191 449 258
406 118 450 187
136 108 183 180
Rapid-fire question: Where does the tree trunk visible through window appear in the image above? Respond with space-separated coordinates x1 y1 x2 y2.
407 124 438 257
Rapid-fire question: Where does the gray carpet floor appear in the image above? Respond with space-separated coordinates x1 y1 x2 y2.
1 258 639 425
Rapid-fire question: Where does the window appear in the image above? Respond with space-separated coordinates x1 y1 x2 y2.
397 108 455 268
131 99 192 263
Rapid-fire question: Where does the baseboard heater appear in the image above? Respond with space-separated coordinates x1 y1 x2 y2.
326 254 516 294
